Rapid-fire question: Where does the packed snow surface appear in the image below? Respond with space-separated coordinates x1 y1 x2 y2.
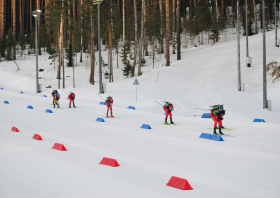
0 29 280 198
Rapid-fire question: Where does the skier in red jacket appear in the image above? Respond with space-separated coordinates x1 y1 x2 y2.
163 102 174 124
68 92 76 108
105 96 114 117
210 105 225 134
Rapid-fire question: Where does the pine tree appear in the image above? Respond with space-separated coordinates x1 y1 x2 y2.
122 60 132 77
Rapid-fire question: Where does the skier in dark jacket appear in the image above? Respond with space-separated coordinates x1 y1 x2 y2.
210 105 225 134
163 102 174 124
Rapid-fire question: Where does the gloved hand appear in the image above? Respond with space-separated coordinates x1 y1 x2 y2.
168 110 171 113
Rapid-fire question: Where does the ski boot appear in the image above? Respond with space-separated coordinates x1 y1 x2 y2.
106 113 109 118
165 118 168 124
219 127 224 135
69 104 71 108
170 117 174 125
53 105 55 108
111 113 114 117
57 105 60 108
213 128 217 135
73 104 76 108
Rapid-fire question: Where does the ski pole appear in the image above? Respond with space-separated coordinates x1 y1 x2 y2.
62 90 69 96
193 115 202 116
98 95 106 101
196 108 210 111
154 101 164 106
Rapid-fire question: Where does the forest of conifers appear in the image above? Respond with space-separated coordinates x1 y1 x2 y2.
0 0 278 84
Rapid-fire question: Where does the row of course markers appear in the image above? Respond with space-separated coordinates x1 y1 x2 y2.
9 125 193 191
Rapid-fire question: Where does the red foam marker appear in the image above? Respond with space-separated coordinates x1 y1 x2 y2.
166 176 193 190
32 134 43 141
11 127 20 132
99 157 120 167
52 143 67 151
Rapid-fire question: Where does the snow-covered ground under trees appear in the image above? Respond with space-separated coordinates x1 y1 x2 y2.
0 27 280 198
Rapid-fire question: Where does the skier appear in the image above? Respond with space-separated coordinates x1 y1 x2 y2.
52 90 57 104
105 96 114 117
68 92 76 108
210 105 225 134
53 91 60 108
163 102 174 124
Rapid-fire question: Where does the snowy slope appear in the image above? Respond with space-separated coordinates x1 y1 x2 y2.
0 29 280 198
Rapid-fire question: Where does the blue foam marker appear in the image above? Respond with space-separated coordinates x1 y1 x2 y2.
141 124 152 129
209 135 224 141
0 87 3 90
100 102 106 105
27 105 34 109
127 106 135 110
96 117 105 122
20 91 23 94
4 101 9 104
201 113 211 118
43 95 47 97
45 109 53 113
253 119 265 123
199 133 211 139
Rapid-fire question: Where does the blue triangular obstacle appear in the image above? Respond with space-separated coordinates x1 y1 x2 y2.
20 91 23 94
199 133 211 139
96 117 105 122
201 113 211 118
141 124 152 129
0 87 3 90
4 100 9 104
209 135 224 141
100 102 106 105
127 106 135 110
45 109 53 113
253 119 265 123
27 105 34 109
43 95 47 97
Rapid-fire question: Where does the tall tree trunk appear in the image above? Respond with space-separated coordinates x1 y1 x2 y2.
68 1 72 67
166 0 170 66
122 0 125 47
57 22 61 89
222 0 225 16
20 0 22 36
80 0 83 62
132 0 137 77
177 0 181 60
62 15 65 89
253 0 257 34
138 0 145 76
46 0 51 48
190 0 192 16
36 0 41 55
30 0 32 34
73 0 76 88
89 6 95 85
172 0 176 54
232 0 235 27
0 0 5 46
12 0 16 60
159 0 164 53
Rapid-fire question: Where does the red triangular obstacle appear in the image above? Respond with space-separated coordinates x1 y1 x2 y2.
99 157 120 167
11 126 20 132
32 134 43 140
166 176 193 190
52 143 67 151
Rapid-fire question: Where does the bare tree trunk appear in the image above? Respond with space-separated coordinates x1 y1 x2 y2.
62 17 65 89
36 0 41 55
122 0 125 46
0 0 5 45
138 0 145 76
80 0 83 62
159 0 164 53
12 0 16 60
232 0 235 27
253 0 258 34
73 0 76 88
89 6 95 85
177 0 181 60
166 0 170 66
132 0 137 77
57 22 62 89
20 0 22 36
172 0 176 54
30 0 32 34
